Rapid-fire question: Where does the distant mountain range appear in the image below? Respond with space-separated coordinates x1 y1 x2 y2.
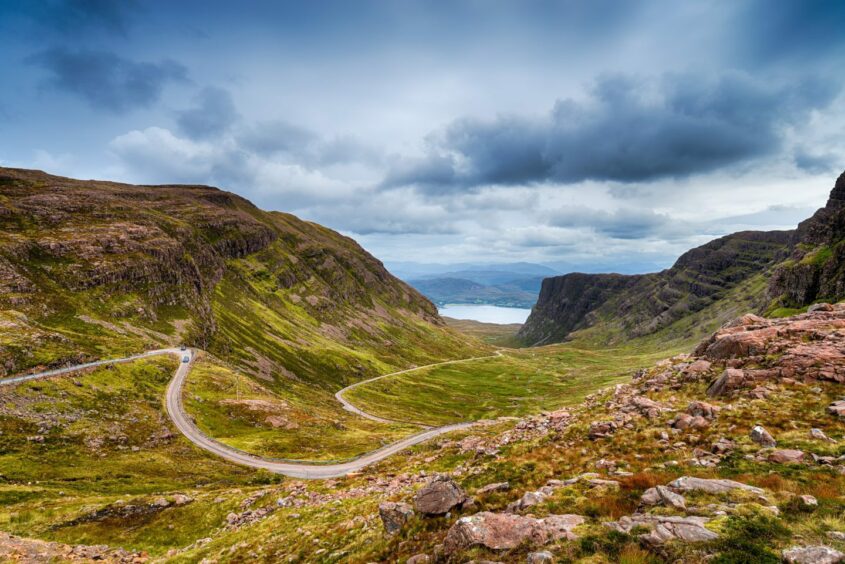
391 263 557 308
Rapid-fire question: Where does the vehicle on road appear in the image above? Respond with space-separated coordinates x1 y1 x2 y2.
180 345 187 351
182 355 190 363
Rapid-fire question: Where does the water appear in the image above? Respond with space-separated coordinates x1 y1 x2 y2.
438 304 532 324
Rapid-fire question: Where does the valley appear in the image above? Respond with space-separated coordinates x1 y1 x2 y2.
1 167 845 562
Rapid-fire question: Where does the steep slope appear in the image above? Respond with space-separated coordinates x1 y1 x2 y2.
520 230 791 346
0 167 480 385
768 170 845 308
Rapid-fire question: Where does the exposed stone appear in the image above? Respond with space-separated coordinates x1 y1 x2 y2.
750 425 777 448
711 437 736 455
687 400 720 419
407 555 432 564
477 482 510 495
588 420 617 440
769 449 805 464
641 485 686 510
413 476 467 515
829 400 845 418
378 501 414 534
443 512 583 554
668 476 764 496
798 495 818 507
606 514 717 544
706 368 745 397
810 428 835 442
782 545 845 564
526 551 554 563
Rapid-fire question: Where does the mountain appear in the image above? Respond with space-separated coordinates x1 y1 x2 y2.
407 276 541 308
386 261 558 281
520 170 845 347
0 167 480 386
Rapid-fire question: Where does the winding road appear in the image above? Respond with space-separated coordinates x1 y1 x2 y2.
2 347 503 479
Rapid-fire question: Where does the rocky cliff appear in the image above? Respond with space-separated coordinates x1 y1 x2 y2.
520 213 799 346
768 171 845 307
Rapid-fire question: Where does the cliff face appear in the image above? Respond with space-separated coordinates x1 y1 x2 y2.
0 167 475 381
768 171 845 307
519 228 792 346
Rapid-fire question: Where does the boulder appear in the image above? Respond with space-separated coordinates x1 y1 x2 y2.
588 421 617 440
810 428 835 442
783 546 845 564
829 400 845 418
477 482 510 495
798 494 818 507
685 359 712 376
687 401 720 419
711 437 736 455
443 512 583 554
378 501 414 534
526 551 554 563
706 368 745 397
407 555 432 564
750 425 777 448
641 485 686 510
606 514 717 544
413 476 467 515
668 476 764 496
768 449 805 464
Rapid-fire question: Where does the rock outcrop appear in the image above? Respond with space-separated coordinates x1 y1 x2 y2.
443 512 583 553
413 476 467 516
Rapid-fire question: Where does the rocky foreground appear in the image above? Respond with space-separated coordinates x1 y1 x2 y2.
373 305 845 562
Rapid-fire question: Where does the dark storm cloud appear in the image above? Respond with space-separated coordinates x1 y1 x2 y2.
735 0 845 66
385 72 840 194
28 48 187 113
177 86 239 139
794 148 839 175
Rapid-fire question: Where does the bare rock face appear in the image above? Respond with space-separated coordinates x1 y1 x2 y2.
443 512 583 554
378 501 414 534
413 476 467 516
782 545 845 564
750 425 777 448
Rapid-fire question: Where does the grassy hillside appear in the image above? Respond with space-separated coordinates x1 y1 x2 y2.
344 344 673 426
0 166 483 390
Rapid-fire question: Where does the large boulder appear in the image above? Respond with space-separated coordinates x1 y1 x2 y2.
783 546 845 564
413 476 467 515
378 501 414 534
443 512 583 554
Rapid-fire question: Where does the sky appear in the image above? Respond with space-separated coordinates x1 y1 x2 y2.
1 0 844 272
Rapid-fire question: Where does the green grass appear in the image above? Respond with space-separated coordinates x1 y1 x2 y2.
183 358 422 460
344 344 670 426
